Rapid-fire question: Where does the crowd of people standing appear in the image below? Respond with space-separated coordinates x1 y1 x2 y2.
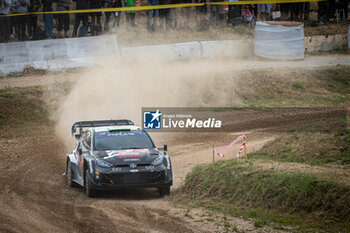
0 0 349 43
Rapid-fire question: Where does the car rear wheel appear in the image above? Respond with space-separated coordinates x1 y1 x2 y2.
67 161 76 187
85 169 97 198
159 186 170 196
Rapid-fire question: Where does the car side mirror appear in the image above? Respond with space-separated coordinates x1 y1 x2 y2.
164 144 167 151
75 134 81 140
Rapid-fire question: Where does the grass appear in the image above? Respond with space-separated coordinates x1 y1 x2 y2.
233 66 350 107
0 86 51 138
292 81 304 89
173 159 350 232
250 116 350 166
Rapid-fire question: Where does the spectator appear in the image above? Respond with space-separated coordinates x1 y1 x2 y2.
124 0 136 31
41 0 54 38
280 3 290 21
159 0 170 30
170 0 180 29
181 0 191 29
194 0 206 28
258 3 271 21
111 0 122 31
228 3 242 26
318 0 329 25
300 2 310 21
340 0 348 19
243 4 255 27
72 0 89 37
147 0 158 31
0 0 12 42
103 0 112 32
89 0 102 35
290 2 301 21
12 0 30 40
27 0 40 39
55 0 71 38
250 4 257 19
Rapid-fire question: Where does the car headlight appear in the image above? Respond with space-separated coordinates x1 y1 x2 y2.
151 156 164 166
96 159 114 168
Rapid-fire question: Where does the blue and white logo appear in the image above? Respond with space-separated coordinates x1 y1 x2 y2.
143 109 162 129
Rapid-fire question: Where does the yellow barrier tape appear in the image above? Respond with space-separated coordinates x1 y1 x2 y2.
207 0 324 4
0 0 324 17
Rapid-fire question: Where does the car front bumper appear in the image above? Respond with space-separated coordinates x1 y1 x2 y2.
87 169 173 190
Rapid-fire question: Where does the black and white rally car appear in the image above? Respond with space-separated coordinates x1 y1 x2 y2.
64 120 173 197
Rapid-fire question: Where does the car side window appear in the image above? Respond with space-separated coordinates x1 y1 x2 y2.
83 131 91 150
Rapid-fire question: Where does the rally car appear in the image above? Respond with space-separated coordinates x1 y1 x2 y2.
64 120 173 197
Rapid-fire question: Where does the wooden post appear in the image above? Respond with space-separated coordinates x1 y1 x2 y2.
244 143 247 161
212 146 215 164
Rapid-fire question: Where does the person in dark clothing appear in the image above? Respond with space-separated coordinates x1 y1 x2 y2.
89 0 102 35
280 3 290 21
147 0 158 31
55 0 71 37
318 0 329 25
72 0 89 37
41 0 55 38
159 0 170 30
103 0 112 32
328 0 335 20
339 0 348 19
228 4 242 25
27 0 40 39
13 0 30 41
291 2 302 21
0 0 12 42
300 2 310 21
111 0 122 30
104 0 121 32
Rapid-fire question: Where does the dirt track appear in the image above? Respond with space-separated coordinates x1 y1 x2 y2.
0 54 350 90
1 104 349 232
1 57 350 233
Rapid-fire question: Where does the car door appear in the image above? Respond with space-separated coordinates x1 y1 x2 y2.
78 130 92 177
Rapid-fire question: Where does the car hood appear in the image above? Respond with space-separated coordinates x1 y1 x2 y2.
95 148 160 165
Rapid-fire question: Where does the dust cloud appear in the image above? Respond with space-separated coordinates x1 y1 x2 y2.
49 55 243 150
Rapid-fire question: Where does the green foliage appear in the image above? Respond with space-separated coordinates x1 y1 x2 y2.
179 160 350 231
250 117 350 166
254 219 267 228
248 210 258 218
293 82 304 89
234 25 247 35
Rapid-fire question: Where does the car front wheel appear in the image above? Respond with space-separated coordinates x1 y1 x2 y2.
159 186 170 197
85 169 97 198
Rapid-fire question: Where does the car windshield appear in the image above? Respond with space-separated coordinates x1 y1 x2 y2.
94 130 154 151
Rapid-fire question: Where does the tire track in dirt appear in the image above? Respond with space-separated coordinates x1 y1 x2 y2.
2 106 349 232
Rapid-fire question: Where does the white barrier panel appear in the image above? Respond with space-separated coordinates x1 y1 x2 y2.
254 22 305 60
121 44 176 61
0 35 119 75
121 41 201 61
173 42 201 59
201 40 253 58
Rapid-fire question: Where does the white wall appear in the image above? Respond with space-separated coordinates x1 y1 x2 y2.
0 35 119 75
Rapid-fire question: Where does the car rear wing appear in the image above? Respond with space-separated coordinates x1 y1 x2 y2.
71 120 134 138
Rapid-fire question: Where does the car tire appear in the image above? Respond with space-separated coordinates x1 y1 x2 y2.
67 161 76 188
159 186 170 196
85 169 97 198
